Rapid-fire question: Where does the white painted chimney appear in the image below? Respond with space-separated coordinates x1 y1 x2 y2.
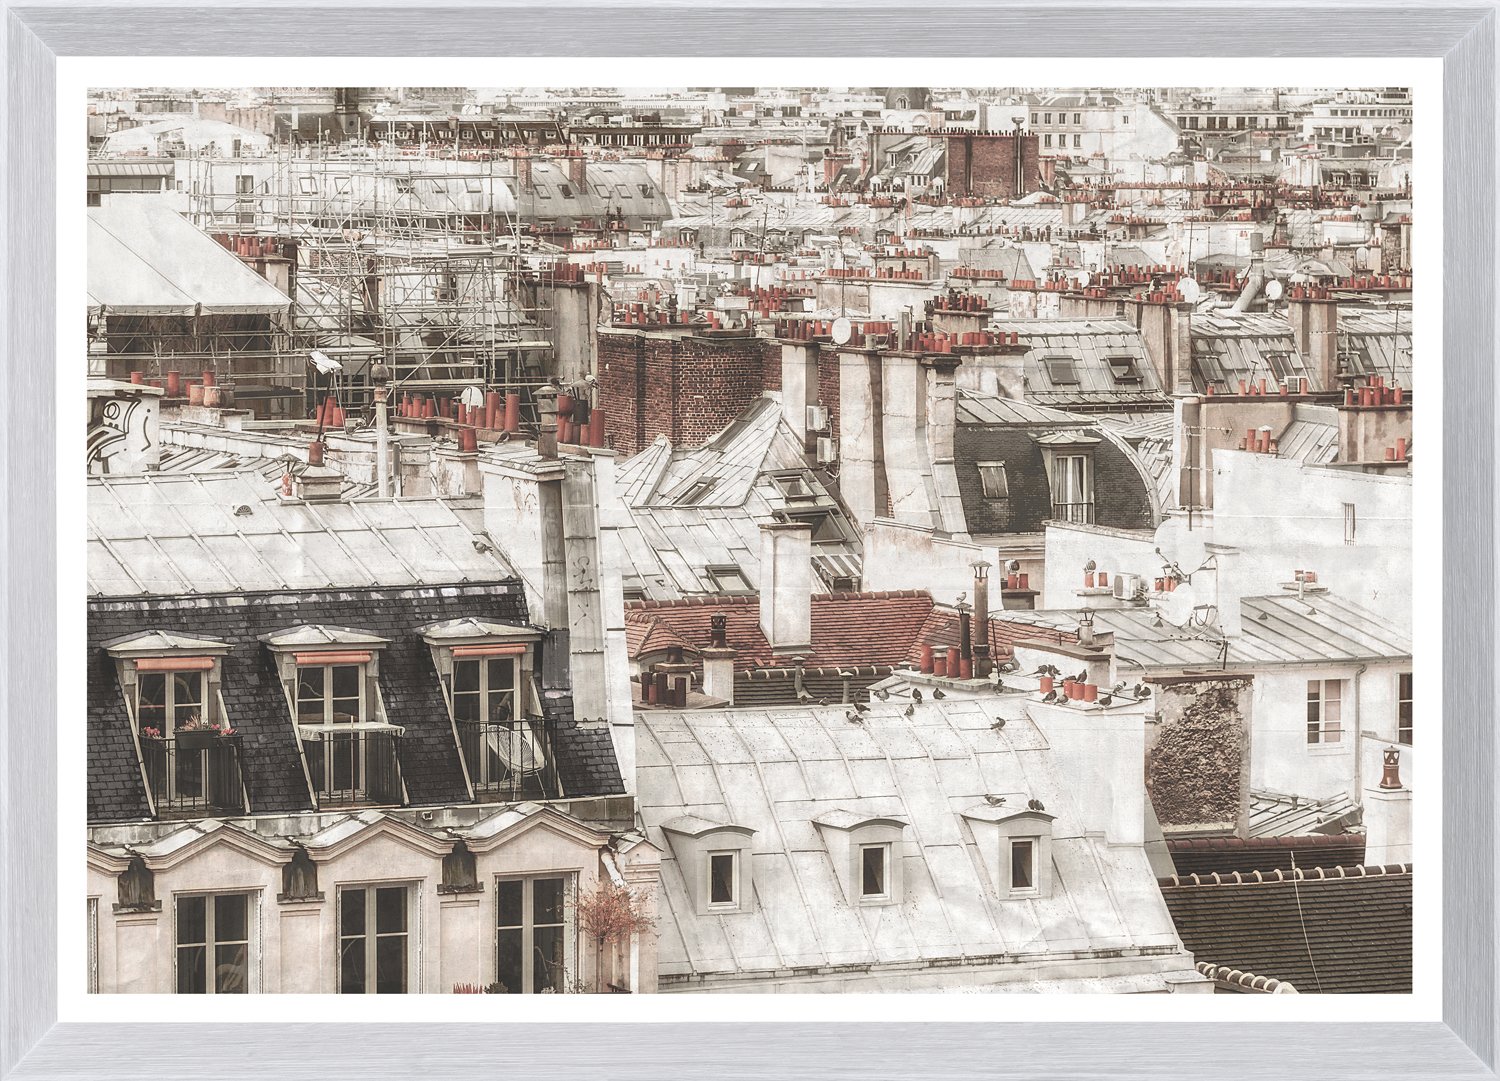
759 522 813 654
1206 543 1243 637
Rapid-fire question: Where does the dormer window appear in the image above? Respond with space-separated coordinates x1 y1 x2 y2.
419 618 552 801
1010 838 1036 892
813 810 907 906
103 631 244 817
961 803 1055 900
261 625 403 807
661 816 756 915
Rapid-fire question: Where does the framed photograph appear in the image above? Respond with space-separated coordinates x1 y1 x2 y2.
3 3 1495 1078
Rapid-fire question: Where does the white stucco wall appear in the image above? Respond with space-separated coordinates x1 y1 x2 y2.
87 815 657 996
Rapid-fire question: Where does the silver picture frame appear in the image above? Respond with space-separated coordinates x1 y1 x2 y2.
3 3 1494 1076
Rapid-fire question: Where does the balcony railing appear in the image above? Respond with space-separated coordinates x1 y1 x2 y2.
299 725 405 807
141 733 246 816
456 716 561 802
1051 501 1096 525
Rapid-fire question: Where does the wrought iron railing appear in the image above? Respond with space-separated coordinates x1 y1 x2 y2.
456 715 561 802
300 727 405 806
1051 501 1096 525
141 733 246 816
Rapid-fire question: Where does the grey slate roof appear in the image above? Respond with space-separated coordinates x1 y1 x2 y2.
955 391 1160 536
1160 864 1412 993
87 583 624 825
611 399 862 598
1336 308 1413 387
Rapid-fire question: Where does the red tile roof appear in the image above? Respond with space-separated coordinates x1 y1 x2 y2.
625 591 936 672
907 609 1078 666
624 613 701 660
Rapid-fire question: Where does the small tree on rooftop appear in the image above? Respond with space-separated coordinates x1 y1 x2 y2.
575 880 655 993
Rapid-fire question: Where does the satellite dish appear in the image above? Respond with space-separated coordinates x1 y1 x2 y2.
308 350 342 375
1157 580 1197 625
1264 279 1285 302
831 317 853 346
1176 278 1201 303
459 385 486 409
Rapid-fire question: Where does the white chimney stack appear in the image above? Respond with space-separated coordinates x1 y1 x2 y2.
1206 543 1243 638
759 522 813 655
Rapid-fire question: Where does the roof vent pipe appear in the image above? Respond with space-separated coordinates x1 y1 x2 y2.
1230 233 1265 314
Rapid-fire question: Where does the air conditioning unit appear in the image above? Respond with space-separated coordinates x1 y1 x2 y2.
1113 573 1141 600
806 404 830 432
815 436 837 465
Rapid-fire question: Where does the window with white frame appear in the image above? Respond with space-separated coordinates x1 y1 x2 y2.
175 892 253 994
422 621 549 800
338 884 410 994
266 626 400 805
1398 672 1413 745
860 843 890 900
1050 454 1093 524
104 634 240 813
707 851 740 909
1306 679 1345 744
496 874 573 994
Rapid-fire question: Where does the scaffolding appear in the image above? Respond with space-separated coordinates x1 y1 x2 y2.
177 144 558 421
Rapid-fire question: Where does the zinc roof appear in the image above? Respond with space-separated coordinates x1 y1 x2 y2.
638 698 1188 983
87 470 514 597
1000 592 1411 673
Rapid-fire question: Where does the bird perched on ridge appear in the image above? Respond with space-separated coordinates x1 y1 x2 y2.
912 689 924 704
983 794 1006 807
1041 690 1059 704
932 688 947 700
845 711 864 725
853 702 870 714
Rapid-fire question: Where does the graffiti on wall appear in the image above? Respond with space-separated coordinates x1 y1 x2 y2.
88 395 157 475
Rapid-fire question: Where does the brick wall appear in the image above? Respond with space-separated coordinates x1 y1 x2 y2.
598 328 770 455
817 347 841 445
942 133 1041 199
598 329 646 455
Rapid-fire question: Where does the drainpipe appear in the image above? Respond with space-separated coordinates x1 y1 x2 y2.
1352 663 1368 804
371 361 391 498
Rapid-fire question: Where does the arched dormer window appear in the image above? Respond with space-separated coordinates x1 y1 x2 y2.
961 802 1056 900
812 810 909 906
660 816 756 915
